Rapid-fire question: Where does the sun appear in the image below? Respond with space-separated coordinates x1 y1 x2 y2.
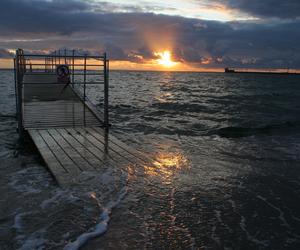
155 51 177 68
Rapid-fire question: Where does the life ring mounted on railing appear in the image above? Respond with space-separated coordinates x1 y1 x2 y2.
56 65 71 94
56 64 70 84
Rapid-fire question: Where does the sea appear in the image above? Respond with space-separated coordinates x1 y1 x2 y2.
0 69 300 250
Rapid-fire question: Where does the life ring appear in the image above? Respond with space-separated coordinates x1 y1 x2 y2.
56 65 70 77
56 65 70 83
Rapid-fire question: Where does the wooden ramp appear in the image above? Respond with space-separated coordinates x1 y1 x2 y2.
22 74 148 186
23 75 101 129
28 127 147 186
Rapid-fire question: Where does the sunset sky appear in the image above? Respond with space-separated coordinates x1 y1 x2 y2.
0 0 299 71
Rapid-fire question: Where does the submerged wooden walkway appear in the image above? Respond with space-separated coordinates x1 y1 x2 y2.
28 127 144 186
21 74 147 186
23 75 101 128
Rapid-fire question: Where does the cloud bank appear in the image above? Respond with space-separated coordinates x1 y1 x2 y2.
0 0 299 69
217 0 300 19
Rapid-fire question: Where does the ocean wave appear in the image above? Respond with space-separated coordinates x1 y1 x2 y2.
151 102 210 113
210 121 300 138
110 104 141 115
0 113 16 121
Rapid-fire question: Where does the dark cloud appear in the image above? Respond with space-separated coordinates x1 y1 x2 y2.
0 49 14 58
219 0 300 19
0 0 299 69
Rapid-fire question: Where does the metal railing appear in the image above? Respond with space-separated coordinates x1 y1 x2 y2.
14 48 110 137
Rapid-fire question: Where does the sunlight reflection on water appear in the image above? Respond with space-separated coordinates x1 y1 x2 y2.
144 151 189 184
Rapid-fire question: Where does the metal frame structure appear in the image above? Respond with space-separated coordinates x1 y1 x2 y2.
14 48 110 137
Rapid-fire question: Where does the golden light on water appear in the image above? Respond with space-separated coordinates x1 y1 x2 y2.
144 152 189 183
155 51 177 68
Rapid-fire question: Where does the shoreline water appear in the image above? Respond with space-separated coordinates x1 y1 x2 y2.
1 70 300 249
2 67 300 75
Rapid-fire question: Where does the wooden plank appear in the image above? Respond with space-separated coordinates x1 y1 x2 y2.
66 127 130 167
92 127 153 165
28 130 69 186
24 103 85 109
64 127 110 164
24 108 89 113
84 127 138 165
24 118 98 123
23 113 97 118
24 125 100 130
25 122 98 126
24 116 98 121
23 74 57 84
24 119 98 123
23 84 77 102
70 86 104 123
24 119 99 124
24 116 98 120
24 124 100 129
24 116 97 120
72 127 132 167
38 130 82 175
23 97 101 129
55 128 103 168
47 129 95 172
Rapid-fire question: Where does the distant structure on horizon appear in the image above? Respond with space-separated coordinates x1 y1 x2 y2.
224 67 235 73
224 67 299 75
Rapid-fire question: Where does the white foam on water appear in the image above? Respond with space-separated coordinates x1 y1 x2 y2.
256 195 290 228
14 212 47 250
64 186 127 250
18 228 47 250
0 149 11 158
40 190 69 209
239 215 269 247
9 177 41 194
100 168 114 186
13 212 28 233
8 166 51 195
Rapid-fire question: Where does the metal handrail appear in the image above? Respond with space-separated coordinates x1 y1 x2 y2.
19 63 104 67
22 54 104 59
14 48 110 138
21 82 105 85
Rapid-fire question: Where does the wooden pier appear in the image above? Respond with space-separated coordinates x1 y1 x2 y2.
14 49 147 186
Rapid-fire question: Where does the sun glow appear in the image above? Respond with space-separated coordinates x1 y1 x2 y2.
155 51 177 68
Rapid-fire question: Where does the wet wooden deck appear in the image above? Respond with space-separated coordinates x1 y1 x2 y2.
23 74 147 186
23 74 101 129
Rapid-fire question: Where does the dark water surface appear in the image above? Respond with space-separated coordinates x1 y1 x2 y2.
0 70 300 249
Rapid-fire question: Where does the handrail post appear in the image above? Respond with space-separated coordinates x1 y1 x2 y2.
83 55 87 126
16 49 24 138
104 53 109 128
72 49 75 86
58 50 60 65
13 58 18 120
64 48 67 65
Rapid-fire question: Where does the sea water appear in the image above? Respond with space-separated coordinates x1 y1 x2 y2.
0 70 300 249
